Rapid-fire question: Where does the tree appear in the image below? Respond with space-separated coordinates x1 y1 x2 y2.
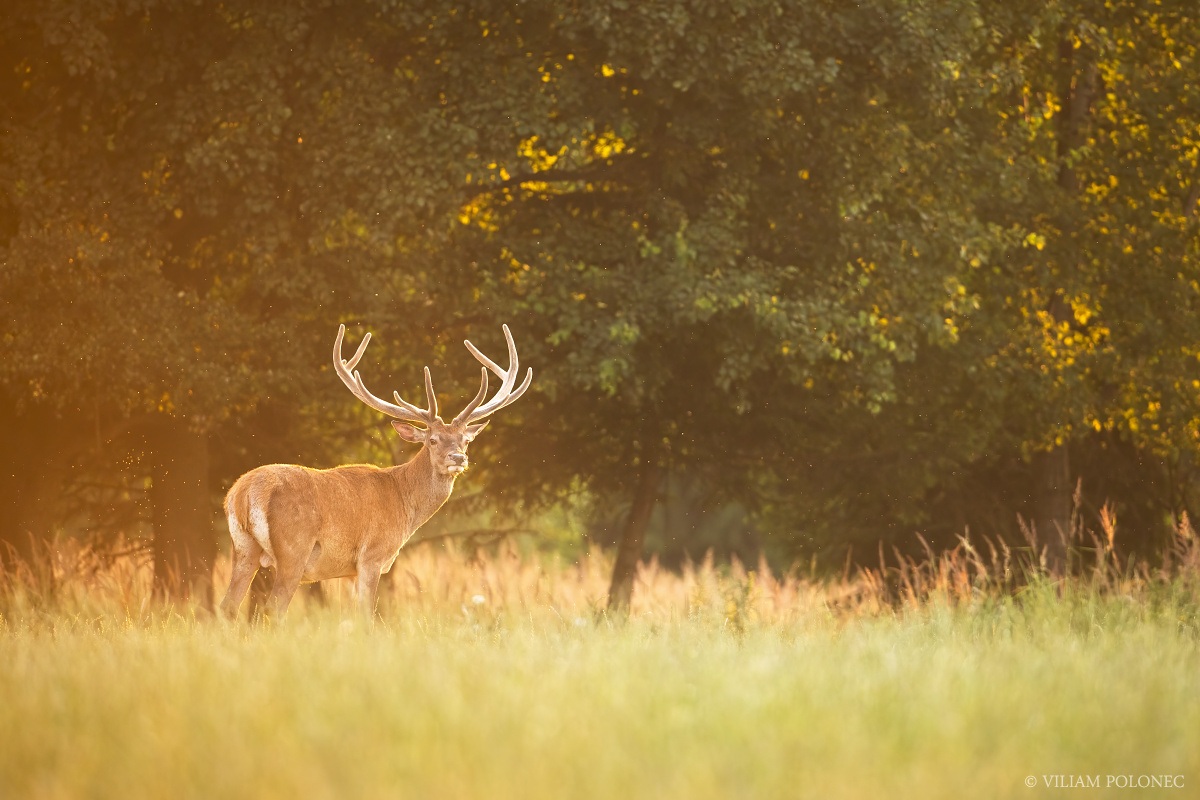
416 0 1024 606
751 0 1200 569
962 0 1200 563
0 0 469 594
4 0 1197 608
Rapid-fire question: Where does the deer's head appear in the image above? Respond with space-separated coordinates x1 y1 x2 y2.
333 324 532 478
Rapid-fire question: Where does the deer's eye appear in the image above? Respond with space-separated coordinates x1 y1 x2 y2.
428 435 439 445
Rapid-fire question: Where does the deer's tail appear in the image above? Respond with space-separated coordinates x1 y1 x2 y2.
224 471 278 569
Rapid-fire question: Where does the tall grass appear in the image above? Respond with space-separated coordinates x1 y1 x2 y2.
4 506 1198 623
1 520 1198 799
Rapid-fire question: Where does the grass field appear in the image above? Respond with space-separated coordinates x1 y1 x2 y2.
1 535 1198 800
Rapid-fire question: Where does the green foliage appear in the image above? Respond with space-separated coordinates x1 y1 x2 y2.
2 0 1199 565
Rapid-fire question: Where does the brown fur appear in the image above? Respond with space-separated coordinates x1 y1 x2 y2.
219 427 479 619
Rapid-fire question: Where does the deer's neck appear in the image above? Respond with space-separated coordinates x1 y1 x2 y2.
391 447 456 526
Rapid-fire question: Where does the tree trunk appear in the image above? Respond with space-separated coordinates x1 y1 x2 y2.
149 419 215 606
607 460 664 614
1029 30 1094 576
0 400 75 576
1034 446 1072 573
0 435 43 569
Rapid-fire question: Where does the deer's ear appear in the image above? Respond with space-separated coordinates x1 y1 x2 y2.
391 421 427 443
464 421 489 441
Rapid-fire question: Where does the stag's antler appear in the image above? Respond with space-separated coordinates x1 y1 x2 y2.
333 324 437 424
453 324 534 424
333 324 532 428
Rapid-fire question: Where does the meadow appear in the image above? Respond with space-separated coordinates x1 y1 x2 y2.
1 530 1198 800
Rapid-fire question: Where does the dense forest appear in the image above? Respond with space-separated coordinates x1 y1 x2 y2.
2 0 1199 605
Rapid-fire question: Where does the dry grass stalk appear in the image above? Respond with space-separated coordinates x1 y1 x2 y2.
2 513 1198 624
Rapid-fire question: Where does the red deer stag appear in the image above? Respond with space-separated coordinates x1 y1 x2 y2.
219 324 532 619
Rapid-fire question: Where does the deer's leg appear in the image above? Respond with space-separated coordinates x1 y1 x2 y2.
356 566 384 620
221 511 264 620
220 542 262 619
264 558 306 619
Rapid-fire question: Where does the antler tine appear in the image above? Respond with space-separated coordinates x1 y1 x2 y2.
332 324 433 424
355 371 426 419
344 329 372 371
423 366 438 420
458 324 532 423
464 326 518 391
451 367 490 425
385 385 429 419
466 324 518 383
495 367 533 411
475 367 532 419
